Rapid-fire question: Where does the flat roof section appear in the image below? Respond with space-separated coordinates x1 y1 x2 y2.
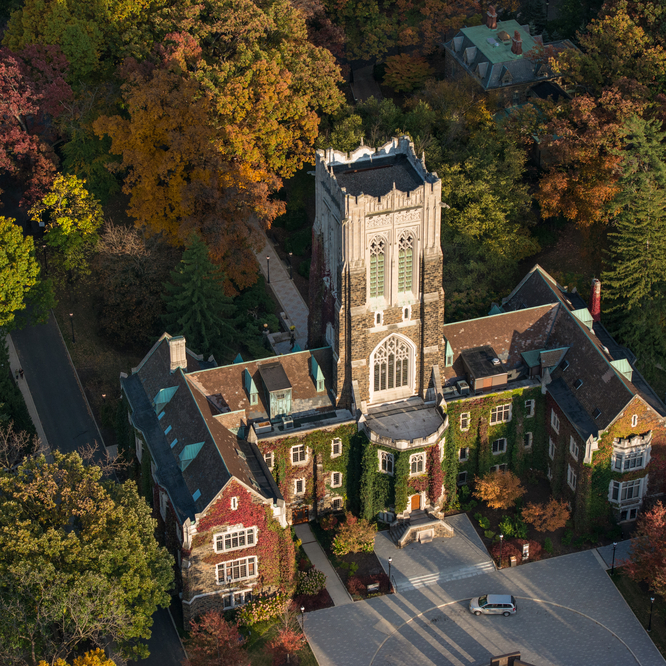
461 20 538 64
258 362 292 392
333 154 423 197
461 346 505 380
365 400 444 442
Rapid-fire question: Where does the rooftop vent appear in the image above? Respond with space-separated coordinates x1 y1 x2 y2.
457 380 470 396
593 408 602 419
574 379 583 390
562 360 570 371
498 30 511 42
492 358 501 366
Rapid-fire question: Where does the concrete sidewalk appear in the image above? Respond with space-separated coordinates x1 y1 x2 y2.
294 523 353 607
597 539 634 569
254 236 309 351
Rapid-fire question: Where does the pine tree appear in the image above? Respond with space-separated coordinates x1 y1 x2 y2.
161 234 236 358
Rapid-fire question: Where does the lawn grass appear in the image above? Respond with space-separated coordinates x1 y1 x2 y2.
610 571 666 658
244 618 318 666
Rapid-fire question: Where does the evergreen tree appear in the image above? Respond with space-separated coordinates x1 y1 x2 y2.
162 235 236 359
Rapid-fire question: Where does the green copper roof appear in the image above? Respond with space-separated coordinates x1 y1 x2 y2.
521 350 541 368
461 20 538 64
611 358 634 383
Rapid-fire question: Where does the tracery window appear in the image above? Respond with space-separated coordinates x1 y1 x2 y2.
373 336 410 393
369 238 385 298
398 233 413 293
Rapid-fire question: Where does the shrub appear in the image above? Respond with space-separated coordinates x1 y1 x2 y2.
490 540 521 567
484 530 495 539
474 470 526 510
347 576 365 595
499 516 514 537
332 512 376 556
544 537 554 554
296 568 327 596
349 562 359 577
562 530 573 546
522 498 570 532
235 594 288 626
297 259 310 279
514 538 543 561
478 516 491 530
499 515 528 539
298 557 311 571
320 514 338 531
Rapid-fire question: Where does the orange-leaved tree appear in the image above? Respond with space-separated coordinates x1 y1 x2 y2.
183 610 249 666
266 626 306 664
40 648 115 666
626 501 666 594
332 512 377 556
521 498 570 532
474 470 526 510
383 54 434 92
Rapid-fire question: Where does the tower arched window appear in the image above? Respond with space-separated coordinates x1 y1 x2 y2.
398 233 413 293
369 237 385 298
373 336 411 393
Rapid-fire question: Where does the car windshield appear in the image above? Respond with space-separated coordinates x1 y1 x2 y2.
478 595 487 606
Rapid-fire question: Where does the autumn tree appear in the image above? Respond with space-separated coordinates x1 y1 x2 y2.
162 234 236 360
266 627 306 665
522 497 570 532
0 421 41 472
383 54 434 93
474 470 526 510
626 501 666 594
39 648 115 666
0 451 173 665
332 512 377 556
183 611 249 666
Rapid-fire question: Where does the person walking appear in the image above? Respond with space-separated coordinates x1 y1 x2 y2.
19 368 24 379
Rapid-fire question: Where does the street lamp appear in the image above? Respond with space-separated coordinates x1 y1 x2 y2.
388 557 393 591
288 252 293 280
42 243 48 273
101 393 107 403
69 313 76 344
611 542 618 575
266 255 270 284
499 534 504 569
648 596 655 632
301 605 305 633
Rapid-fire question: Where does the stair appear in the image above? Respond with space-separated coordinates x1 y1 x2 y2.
389 519 410 545
401 560 496 592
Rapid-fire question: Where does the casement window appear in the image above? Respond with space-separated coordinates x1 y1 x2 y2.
569 437 579 461
490 404 512 425
620 507 639 522
614 449 647 472
610 478 646 503
264 452 274 469
332 497 343 511
331 438 342 458
524 432 533 449
567 464 577 491
230 497 238 510
631 414 638 428
291 444 308 464
549 438 556 460
397 233 414 293
460 413 470 431
379 451 394 475
525 399 535 418
369 237 386 298
550 409 560 434
331 472 343 488
409 453 425 475
459 447 469 462
294 478 305 495
457 471 468 485
216 556 257 584
223 590 252 609
215 528 256 553
492 438 507 454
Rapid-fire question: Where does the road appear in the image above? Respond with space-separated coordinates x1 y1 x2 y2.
128 607 186 666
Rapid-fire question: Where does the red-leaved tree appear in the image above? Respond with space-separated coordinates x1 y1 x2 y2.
266 627 305 665
626 501 666 594
183 611 249 666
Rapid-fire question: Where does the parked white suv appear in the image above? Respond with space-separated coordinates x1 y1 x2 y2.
469 594 517 616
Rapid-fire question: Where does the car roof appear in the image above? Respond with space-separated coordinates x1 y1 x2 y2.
486 595 513 604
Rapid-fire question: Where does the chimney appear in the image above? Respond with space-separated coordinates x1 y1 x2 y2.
168 336 187 371
486 5 497 29
511 30 522 55
589 279 601 322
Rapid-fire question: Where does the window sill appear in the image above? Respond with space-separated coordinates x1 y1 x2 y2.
214 545 256 555
378 470 394 476
492 451 506 456
290 460 309 467
216 576 259 586
409 472 426 477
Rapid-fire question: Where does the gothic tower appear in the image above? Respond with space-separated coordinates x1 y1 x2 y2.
309 136 445 412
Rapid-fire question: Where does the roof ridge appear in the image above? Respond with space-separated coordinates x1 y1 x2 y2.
443 302 555 327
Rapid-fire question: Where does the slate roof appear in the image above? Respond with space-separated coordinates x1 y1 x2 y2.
332 154 423 197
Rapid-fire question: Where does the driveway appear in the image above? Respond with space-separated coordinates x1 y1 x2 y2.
304 551 665 666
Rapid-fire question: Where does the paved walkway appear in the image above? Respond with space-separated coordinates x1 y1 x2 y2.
294 523 353 607
304 550 665 666
254 236 309 351
597 539 634 569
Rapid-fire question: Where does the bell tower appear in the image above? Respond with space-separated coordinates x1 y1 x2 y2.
309 136 445 411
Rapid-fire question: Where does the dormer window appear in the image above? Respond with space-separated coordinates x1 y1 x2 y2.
244 369 259 406
310 355 325 393
574 379 583 390
562 360 570 371
593 408 601 419
258 362 292 418
632 414 638 428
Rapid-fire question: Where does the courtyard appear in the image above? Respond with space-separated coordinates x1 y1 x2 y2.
303 548 665 666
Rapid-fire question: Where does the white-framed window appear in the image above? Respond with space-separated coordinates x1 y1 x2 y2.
331 438 342 458
614 450 649 472
215 527 256 553
369 237 386 298
231 497 238 510
490 404 512 425
409 452 425 475
216 556 257 584
459 447 469 461
525 399 535 418
524 432 533 448
551 409 560 433
612 434 651 472
610 477 646 503
620 507 639 522
332 497 343 511
491 463 508 473
549 437 556 460
460 412 470 431
397 232 414 293
294 478 305 495
492 438 507 454
569 437 579 461
331 471 343 488
547 465 553 480
291 444 308 464
457 471 468 485
223 589 252 609
264 452 274 469
567 464 577 491
159 490 168 521
379 450 394 475
631 414 638 428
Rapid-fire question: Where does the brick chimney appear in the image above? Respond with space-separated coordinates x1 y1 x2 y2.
168 335 187 371
589 278 601 322
511 30 522 55
486 5 497 29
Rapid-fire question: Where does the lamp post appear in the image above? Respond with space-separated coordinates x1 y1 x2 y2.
42 243 48 273
611 542 618 575
499 534 504 569
648 596 655 632
266 255 270 284
301 605 305 633
288 252 293 280
69 312 76 344
101 393 107 403
388 557 393 591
